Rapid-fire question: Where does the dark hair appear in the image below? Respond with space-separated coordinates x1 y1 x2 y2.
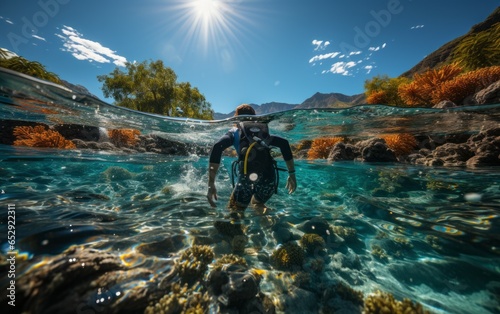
234 104 255 116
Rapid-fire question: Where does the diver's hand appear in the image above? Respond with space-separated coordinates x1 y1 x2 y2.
285 174 296 194
207 184 218 207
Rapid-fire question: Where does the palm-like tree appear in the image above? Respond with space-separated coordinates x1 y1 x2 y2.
0 55 61 84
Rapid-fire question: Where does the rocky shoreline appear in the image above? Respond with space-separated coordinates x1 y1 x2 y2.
1 118 499 168
1 80 500 167
328 127 500 168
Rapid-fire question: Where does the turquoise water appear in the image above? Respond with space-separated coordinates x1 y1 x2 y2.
1 68 500 313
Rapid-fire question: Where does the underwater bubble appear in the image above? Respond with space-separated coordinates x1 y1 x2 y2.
464 193 482 202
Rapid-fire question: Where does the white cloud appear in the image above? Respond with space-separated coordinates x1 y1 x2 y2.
310 39 387 77
309 51 341 64
410 25 425 29
325 61 357 76
57 25 127 67
0 16 13 24
312 39 330 51
32 34 46 41
368 43 386 52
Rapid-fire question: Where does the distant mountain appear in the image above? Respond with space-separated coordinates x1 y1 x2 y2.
60 79 97 98
296 92 366 109
213 92 367 118
213 101 298 119
401 6 500 77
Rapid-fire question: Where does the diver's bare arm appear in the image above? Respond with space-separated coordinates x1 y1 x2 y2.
207 163 220 207
285 159 297 194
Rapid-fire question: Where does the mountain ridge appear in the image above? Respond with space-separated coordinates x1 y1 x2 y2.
214 6 499 117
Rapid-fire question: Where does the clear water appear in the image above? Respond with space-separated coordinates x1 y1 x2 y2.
1 68 500 313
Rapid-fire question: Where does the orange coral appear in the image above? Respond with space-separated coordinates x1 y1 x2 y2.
108 128 141 147
398 64 463 106
307 137 343 159
13 125 76 149
381 133 417 156
431 65 500 104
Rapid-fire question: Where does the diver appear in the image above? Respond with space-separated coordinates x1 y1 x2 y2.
207 104 297 215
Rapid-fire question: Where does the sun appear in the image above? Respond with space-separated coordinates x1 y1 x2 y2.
166 0 247 50
193 0 222 22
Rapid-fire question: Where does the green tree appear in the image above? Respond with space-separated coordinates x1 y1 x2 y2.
364 75 409 106
98 60 213 119
452 22 500 71
0 56 61 84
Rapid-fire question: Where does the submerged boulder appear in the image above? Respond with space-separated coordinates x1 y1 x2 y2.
356 138 397 162
6 246 164 314
472 80 500 105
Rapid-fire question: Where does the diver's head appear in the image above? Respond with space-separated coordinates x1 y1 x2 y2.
234 104 256 116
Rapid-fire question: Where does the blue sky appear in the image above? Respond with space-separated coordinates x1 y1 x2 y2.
0 1 497 114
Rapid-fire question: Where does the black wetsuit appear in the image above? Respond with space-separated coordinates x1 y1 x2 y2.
209 128 293 207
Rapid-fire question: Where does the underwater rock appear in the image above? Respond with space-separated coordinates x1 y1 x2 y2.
140 134 190 155
297 217 344 247
433 100 457 108
7 246 165 314
357 138 397 162
471 79 500 105
328 142 359 161
275 286 318 313
54 123 100 141
412 127 500 167
101 166 135 181
207 261 274 313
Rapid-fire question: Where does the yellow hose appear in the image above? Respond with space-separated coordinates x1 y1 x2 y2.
243 142 257 175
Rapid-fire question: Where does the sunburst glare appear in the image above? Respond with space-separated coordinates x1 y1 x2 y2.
160 0 263 66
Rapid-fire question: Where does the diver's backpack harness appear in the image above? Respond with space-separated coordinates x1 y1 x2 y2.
230 122 285 193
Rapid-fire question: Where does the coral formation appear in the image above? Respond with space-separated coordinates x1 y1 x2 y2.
381 133 417 156
212 254 248 271
294 139 313 152
331 225 358 241
214 213 245 238
371 245 388 261
144 282 210 314
108 128 141 147
175 245 215 285
307 137 344 159
271 242 305 270
13 125 76 149
363 290 430 314
101 166 135 181
300 233 326 256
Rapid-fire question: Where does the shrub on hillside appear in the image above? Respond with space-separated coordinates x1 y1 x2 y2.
398 64 463 107
431 66 500 104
